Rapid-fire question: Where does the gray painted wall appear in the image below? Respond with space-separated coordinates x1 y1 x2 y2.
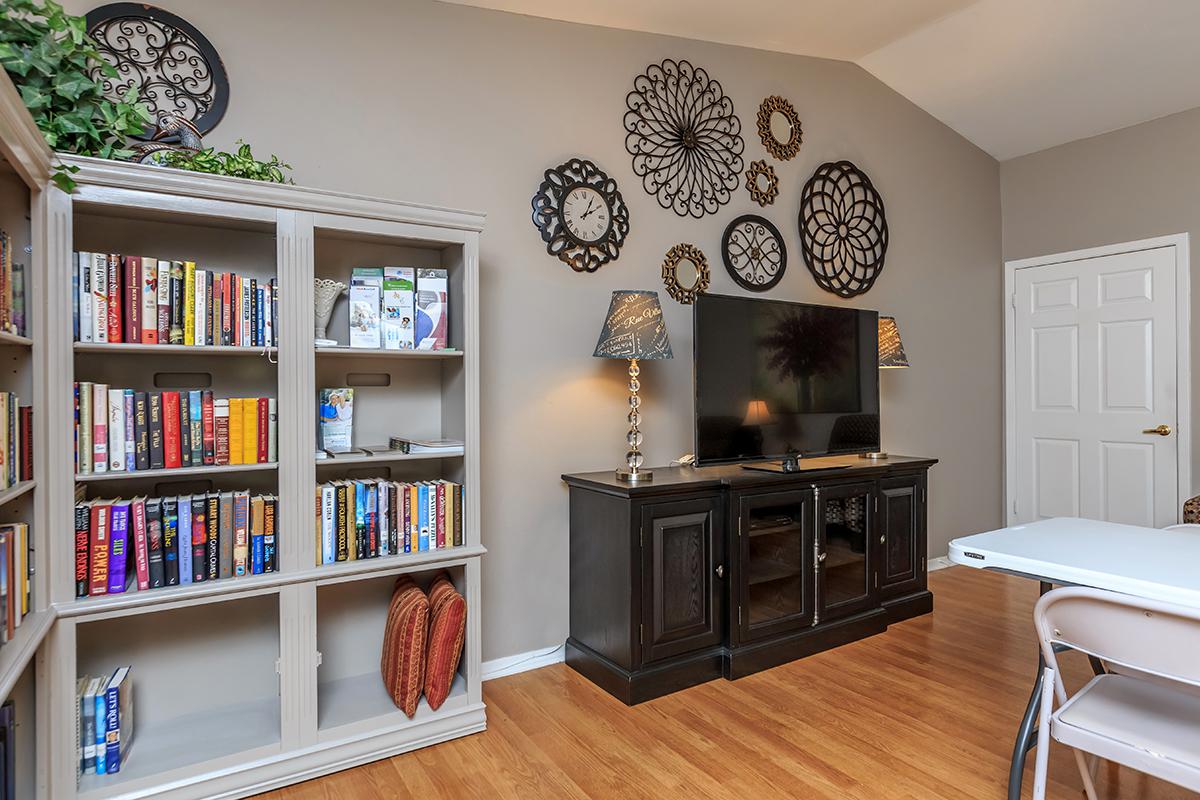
1001 106 1200 493
65 0 1003 662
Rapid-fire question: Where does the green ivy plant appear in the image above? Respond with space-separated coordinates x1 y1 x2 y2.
0 0 152 190
156 141 293 184
0 0 294 189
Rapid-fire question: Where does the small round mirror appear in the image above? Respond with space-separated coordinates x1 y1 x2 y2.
662 243 711 304
756 96 802 161
769 110 792 144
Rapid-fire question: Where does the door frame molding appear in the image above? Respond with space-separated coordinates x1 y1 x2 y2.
1003 233 1191 526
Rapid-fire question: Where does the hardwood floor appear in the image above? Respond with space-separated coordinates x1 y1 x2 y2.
259 567 1195 799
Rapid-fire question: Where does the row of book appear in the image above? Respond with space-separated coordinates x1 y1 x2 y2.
0 524 30 645
72 252 277 348
0 395 29 490
76 667 132 777
0 231 25 338
315 479 462 565
74 385 277 475
345 267 448 350
74 492 278 597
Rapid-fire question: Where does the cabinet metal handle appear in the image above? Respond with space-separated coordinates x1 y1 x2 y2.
817 552 826 563
1143 424 1172 436
715 564 725 578
879 535 886 544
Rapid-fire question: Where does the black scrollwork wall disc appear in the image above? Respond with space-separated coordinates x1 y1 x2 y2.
531 158 630 273
799 161 889 298
86 3 229 140
624 59 744 219
722 214 787 292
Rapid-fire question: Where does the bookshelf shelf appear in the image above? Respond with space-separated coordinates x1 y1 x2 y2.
0 609 53 702
75 696 281 800
74 461 278 483
315 449 464 466
73 342 278 357
0 330 32 347
315 346 462 359
56 573 284 622
0 479 34 509
310 543 486 587
318 671 469 739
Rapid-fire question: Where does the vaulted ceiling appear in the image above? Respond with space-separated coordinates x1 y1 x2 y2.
439 0 1200 160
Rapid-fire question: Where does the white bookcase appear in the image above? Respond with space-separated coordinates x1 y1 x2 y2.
0 71 486 799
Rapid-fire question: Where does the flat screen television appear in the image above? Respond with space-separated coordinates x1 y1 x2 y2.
693 294 879 465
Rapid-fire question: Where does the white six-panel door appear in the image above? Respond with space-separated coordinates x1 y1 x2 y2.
1011 244 1181 527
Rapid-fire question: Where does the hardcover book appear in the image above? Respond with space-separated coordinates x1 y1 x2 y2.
191 493 208 583
178 495 192 585
349 267 383 348
169 260 184 344
205 493 220 581
148 392 164 470
123 390 135 472
74 505 89 598
131 497 149 591
88 502 109 596
214 399 230 465
103 667 133 773
133 391 149 471
162 390 181 469
107 502 130 594
255 397 268 464
184 261 196 346
156 258 170 343
92 253 108 343
124 255 140 344
178 392 192 467
263 496 277 573
188 390 203 466
78 253 93 343
232 490 250 576
250 495 265 575
242 398 257 465
92 383 108 474
106 389 126 472
201 390 215 465
228 397 244 465
145 498 164 589
140 256 157 344
415 268 449 350
218 491 234 579
78 382 92 474
162 496 179 586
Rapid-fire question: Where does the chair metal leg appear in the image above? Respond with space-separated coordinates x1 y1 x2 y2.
1008 581 1055 800
1073 748 1100 800
1032 668 1056 800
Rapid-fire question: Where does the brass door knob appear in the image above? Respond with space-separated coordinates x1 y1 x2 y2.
1142 424 1172 436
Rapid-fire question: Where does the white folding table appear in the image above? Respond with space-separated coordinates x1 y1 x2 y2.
948 517 1200 800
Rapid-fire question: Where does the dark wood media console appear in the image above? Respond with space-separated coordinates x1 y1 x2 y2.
562 454 937 704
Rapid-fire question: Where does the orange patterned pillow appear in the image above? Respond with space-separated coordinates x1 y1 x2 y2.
425 572 466 710
381 575 429 717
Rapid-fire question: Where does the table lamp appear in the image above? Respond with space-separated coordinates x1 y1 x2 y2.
862 315 909 459
593 290 673 482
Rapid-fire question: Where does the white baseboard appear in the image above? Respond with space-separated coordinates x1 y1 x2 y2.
928 554 954 571
481 643 565 681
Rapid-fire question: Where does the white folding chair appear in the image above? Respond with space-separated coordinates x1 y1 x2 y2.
1032 587 1200 800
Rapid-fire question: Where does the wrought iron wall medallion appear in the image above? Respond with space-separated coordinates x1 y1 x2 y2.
661 243 710 304
799 160 888 298
756 95 802 161
531 158 630 273
722 214 787 292
745 160 779 207
623 59 744 219
85 3 229 140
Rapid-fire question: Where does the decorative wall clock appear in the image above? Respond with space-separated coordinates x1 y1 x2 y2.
745 160 779 207
531 158 630 273
85 3 229 140
623 58 744 219
756 95 802 161
722 214 787 292
661 243 710 304
799 160 889 298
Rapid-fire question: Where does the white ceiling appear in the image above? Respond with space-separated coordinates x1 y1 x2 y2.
440 0 1200 161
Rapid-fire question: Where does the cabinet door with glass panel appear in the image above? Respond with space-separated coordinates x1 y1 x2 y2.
733 489 815 643
815 481 878 621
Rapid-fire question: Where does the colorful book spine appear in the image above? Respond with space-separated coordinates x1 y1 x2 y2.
106 503 130 594
88 503 109 596
162 496 179 586
191 494 207 582
107 389 126 472
177 495 192 585
140 255 157 344
145 499 164 589
131 497 149 591
123 390 135 472
263 497 277 573
91 383 108 474
232 491 249 576
250 495 264 575
74 505 89 598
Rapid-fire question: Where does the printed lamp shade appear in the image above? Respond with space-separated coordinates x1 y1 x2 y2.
743 399 773 426
878 316 909 368
593 290 673 360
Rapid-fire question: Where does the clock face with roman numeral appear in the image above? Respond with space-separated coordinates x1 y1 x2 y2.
532 158 630 273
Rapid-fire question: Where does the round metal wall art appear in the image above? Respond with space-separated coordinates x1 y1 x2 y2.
798 160 889 298
85 3 229 140
756 95 802 161
531 157 630 273
661 243 710 304
623 58 745 219
745 159 779 207
722 214 787 292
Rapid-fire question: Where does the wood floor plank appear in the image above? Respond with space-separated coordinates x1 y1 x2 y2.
261 567 1197 799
